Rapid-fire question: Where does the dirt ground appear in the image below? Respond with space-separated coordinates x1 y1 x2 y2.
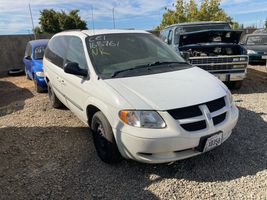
0 65 266 199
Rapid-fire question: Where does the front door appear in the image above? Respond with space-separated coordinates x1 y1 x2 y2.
61 36 90 122
23 43 33 78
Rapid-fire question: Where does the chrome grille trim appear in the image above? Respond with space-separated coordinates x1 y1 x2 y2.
168 97 229 132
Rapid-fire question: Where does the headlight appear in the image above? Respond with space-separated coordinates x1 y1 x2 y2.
35 71 44 77
119 110 166 128
227 91 233 106
247 50 257 55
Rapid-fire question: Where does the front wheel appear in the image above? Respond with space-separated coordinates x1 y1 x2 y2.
91 111 123 164
47 81 63 108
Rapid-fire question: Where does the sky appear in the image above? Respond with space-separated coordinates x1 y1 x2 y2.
0 0 267 35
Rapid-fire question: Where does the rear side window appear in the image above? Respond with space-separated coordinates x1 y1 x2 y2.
45 36 69 68
65 37 88 70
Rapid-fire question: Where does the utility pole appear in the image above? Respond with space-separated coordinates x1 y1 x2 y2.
28 3 36 40
112 8 115 29
91 6 95 34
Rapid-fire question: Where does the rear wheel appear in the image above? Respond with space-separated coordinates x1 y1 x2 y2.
91 111 123 164
47 81 63 108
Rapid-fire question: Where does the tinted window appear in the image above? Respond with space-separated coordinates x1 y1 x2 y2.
34 46 46 60
176 23 231 33
66 37 87 70
45 36 68 68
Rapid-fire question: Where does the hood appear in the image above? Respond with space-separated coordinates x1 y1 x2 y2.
32 60 43 71
179 29 242 47
104 67 226 110
245 45 267 53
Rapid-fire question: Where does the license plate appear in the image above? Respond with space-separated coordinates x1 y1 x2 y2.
262 55 267 59
203 132 223 152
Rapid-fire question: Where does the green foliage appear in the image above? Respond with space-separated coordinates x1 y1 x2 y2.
33 9 87 34
156 0 238 30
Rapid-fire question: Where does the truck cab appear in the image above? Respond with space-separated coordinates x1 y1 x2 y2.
160 21 248 89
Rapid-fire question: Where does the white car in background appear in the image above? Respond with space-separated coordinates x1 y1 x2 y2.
43 29 239 164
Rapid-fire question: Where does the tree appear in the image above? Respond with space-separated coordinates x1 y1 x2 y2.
187 0 198 22
156 0 239 30
33 9 87 34
174 0 187 23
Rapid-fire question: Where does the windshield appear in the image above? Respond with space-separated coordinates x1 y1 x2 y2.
246 35 267 45
34 46 46 60
176 23 231 33
86 33 188 78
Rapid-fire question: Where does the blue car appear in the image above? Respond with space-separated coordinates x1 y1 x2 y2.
23 39 49 93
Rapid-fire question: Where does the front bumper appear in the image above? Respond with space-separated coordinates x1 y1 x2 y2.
36 76 47 89
115 105 239 164
249 54 266 64
213 70 247 82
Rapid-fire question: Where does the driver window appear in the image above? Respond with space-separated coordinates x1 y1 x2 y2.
66 37 88 70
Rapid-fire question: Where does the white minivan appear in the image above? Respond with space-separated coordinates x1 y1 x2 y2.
43 30 239 164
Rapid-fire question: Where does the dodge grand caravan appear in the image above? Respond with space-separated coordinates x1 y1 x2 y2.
43 30 239 164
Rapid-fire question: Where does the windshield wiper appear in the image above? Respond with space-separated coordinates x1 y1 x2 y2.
111 65 150 77
147 61 187 67
111 61 188 78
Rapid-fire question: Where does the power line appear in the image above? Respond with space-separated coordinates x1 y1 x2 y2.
112 8 115 29
28 3 36 40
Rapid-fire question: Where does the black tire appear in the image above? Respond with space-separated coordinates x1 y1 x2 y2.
8 69 24 76
47 81 63 108
227 81 243 90
34 75 45 93
91 111 123 164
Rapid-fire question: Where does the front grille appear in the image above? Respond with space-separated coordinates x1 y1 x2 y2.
168 106 202 120
181 120 206 132
199 64 233 71
206 97 225 112
189 56 248 65
213 113 226 126
167 97 227 132
190 57 234 65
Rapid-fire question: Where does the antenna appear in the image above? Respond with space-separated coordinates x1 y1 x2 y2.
28 3 36 40
91 6 95 34
112 8 115 29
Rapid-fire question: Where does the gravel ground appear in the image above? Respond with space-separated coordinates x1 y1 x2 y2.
0 65 266 200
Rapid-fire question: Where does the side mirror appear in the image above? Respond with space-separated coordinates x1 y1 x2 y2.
64 62 88 77
25 56 32 60
180 51 190 61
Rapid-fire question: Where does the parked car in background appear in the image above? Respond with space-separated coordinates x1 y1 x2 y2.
160 21 248 89
43 30 239 164
23 39 49 92
241 33 267 64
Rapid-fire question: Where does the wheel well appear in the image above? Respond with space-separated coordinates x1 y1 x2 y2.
45 77 50 83
87 105 100 127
